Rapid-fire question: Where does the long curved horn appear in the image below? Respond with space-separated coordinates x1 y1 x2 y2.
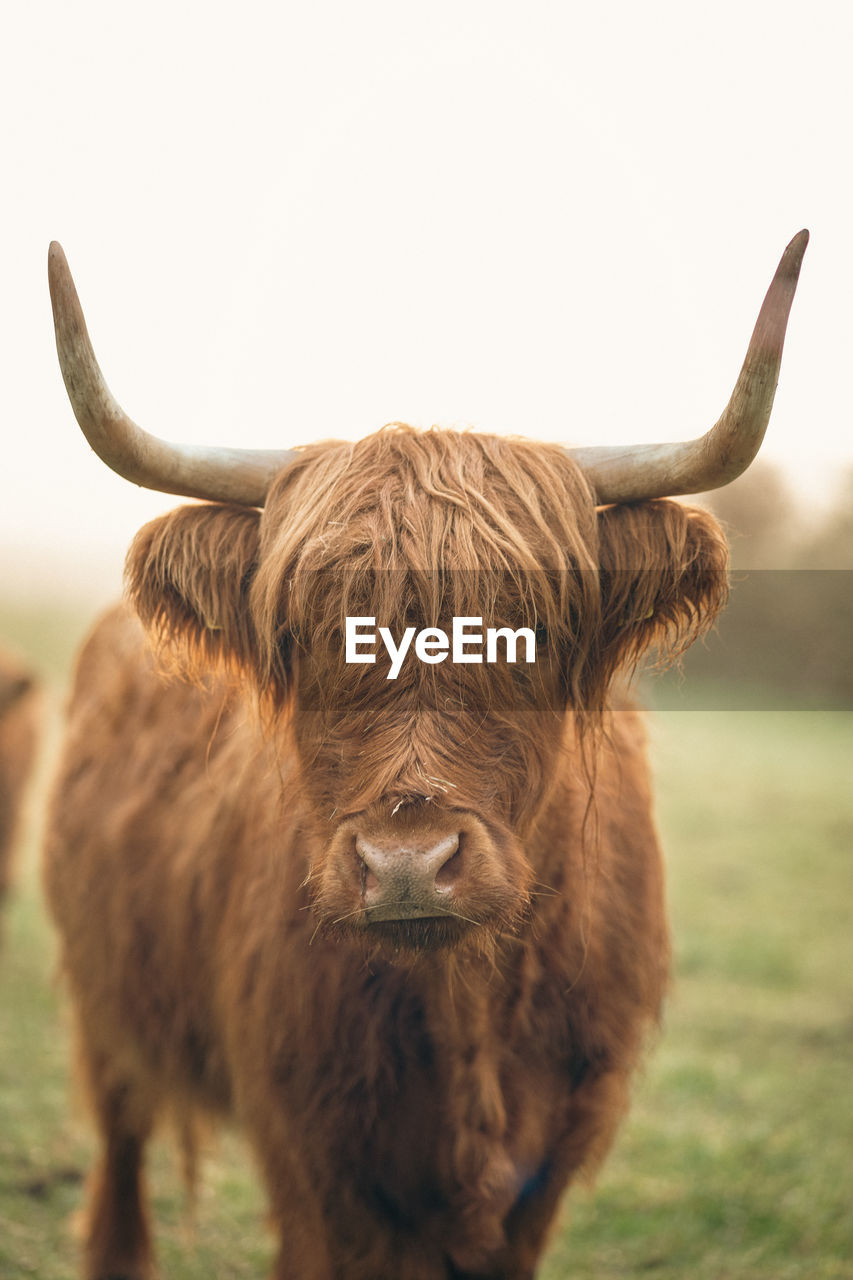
568 229 809 504
48 242 296 506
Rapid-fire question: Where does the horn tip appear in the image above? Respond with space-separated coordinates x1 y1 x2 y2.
48 241 70 292
784 228 810 274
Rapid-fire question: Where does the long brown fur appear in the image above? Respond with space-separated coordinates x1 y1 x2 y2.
44 425 729 1279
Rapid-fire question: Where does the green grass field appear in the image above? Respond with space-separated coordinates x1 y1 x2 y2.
1 604 850 1278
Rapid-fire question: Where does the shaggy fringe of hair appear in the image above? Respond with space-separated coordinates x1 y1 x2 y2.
252 425 600 705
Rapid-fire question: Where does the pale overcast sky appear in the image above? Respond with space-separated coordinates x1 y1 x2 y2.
2 0 850 600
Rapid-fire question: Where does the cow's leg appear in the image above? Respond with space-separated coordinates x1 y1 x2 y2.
265 1188 446 1280
498 1069 631 1278
85 1129 152 1280
77 1039 157 1280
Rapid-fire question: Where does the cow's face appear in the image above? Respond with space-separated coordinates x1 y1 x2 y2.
127 428 729 953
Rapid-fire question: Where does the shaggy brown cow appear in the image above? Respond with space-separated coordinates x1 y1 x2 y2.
44 232 806 1280
0 646 39 922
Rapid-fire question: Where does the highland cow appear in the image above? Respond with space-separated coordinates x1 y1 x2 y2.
0 646 38 920
44 232 807 1279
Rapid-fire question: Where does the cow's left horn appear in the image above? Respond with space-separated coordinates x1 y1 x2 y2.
567 229 809 504
48 242 296 506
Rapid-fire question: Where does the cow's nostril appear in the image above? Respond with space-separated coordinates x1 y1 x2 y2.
360 858 379 894
434 838 462 891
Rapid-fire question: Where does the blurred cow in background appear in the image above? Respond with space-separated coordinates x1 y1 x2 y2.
0 647 39 925
44 232 806 1280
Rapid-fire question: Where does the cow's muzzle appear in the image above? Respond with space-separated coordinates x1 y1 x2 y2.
313 807 529 950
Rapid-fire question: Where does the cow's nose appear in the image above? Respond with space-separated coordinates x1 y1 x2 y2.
355 832 461 917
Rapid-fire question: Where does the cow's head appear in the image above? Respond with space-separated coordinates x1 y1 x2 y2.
48 232 807 953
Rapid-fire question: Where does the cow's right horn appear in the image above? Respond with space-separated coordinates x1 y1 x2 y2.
566 229 808 505
48 242 296 507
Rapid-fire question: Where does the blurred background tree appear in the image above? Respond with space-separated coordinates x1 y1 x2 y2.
699 461 801 569
796 467 853 569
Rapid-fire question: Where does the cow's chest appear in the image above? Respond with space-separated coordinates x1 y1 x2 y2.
331 990 566 1243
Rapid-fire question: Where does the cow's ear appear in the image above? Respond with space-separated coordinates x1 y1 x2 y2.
594 500 729 678
126 503 261 673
